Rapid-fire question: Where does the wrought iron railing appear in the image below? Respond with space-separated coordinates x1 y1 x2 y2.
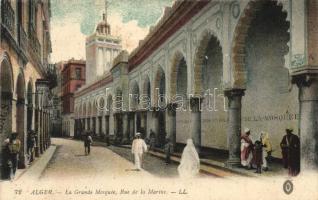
1 0 15 35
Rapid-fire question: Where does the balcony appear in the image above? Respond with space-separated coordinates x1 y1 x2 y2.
1 0 15 35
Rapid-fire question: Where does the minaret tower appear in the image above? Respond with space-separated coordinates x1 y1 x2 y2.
85 0 122 84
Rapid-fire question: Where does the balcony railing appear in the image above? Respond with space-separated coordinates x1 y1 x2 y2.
1 0 15 35
19 25 28 51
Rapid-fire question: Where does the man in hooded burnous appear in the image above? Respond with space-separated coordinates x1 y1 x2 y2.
280 128 300 176
131 132 148 170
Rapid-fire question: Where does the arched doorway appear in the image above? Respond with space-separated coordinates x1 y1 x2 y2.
142 76 151 138
194 32 226 155
130 81 142 137
234 1 295 160
0 54 13 179
154 67 166 147
16 72 26 168
170 52 188 151
87 102 92 131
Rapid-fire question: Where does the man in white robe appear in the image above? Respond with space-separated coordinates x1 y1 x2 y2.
241 128 254 169
178 139 200 178
131 132 148 170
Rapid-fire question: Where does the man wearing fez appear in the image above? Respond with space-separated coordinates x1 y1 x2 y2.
280 128 300 176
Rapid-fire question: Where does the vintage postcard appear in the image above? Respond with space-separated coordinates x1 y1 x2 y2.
0 0 318 199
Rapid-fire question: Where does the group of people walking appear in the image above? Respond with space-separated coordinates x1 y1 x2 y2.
240 127 300 176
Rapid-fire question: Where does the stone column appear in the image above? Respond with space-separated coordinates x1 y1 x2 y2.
105 116 109 135
166 103 177 151
96 116 100 135
122 112 129 142
16 99 26 168
34 109 40 157
134 112 138 133
85 118 87 131
40 110 43 154
190 98 202 153
129 113 134 140
293 74 318 171
43 112 46 149
101 115 105 135
113 114 118 136
224 89 245 167
152 110 159 145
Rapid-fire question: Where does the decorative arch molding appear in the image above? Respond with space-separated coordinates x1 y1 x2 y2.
153 66 165 105
95 96 105 116
169 50 187 97
193 29 222 96
142 75 151 96
82 102 87 117
129 80 140 110
0 51 14 94
231 0 290 89
16 69 26 100
27 79 34 105
92 98 98 116
87 102 92 117
106 93 113 112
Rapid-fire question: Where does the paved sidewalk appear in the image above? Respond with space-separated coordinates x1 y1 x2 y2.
18 145 57 181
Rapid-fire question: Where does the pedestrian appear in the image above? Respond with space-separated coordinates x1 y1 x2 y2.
178 139 200 178
164 138 174 165
260 131 272 171
241 128 254 169
3 132 21 180
280 128 300 176
27 130 36 163
253 140 263 174
84 131 93 155
131 132 148 171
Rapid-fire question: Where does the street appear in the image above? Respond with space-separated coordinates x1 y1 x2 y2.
41 138 153 180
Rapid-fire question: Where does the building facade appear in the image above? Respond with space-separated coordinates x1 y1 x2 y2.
50 61 63 137
0 0 54 179
61 59 85 137
74 0 318 171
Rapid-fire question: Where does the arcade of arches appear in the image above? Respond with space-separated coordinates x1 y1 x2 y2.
0 53 52 177
74 0 318 171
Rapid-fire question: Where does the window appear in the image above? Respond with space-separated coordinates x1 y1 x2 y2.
75 68 81 80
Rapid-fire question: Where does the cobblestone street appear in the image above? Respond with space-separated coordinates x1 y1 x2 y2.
41 138 152 180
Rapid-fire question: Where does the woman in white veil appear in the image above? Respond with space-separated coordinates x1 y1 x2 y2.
178 139 200 178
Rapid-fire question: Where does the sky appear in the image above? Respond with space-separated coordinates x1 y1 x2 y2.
50 0 174 62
